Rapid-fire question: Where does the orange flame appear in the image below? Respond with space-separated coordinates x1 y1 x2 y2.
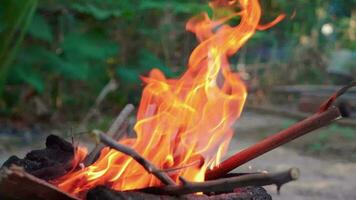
53 0 284 197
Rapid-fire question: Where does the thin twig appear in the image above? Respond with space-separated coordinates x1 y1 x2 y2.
93 130 176 186
80 79 118 128
159 160 201 173
83 104 135 166
107 104 135 139
141 168 299 195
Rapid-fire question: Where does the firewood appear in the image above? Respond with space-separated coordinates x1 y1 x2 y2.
87 186 272 200
140 168 299 196
1 135 74 181
94 130 176 185
0 165 79 200
83 104 135 166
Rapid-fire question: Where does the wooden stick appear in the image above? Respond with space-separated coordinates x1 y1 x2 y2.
83 104 135 166
94 130 176 186
205 107 341 180
141 168 299 195
318 81 356 113
80 79 118 127
0 165 79 200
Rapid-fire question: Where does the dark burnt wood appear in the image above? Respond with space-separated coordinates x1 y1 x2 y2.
86 186 271 200
2 135 74 180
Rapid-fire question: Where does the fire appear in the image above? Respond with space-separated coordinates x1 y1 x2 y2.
53 0 283 197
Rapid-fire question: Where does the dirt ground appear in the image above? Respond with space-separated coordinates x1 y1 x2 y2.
1 111 356 199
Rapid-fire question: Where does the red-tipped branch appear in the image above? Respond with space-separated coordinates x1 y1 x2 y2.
206 107 341 180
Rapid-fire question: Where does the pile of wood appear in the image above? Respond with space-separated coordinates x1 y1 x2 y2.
1 83 354 200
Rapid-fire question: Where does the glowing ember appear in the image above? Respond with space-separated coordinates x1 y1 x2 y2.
53 0 283 197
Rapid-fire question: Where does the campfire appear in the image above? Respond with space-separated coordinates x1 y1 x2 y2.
1 0 354 199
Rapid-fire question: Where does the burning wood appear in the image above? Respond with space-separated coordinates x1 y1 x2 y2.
140 168 299 195
93 130 176 185
0 82 353 199
83 104 135 167
51 0 286 195
1 0 355 199
92 130 298 193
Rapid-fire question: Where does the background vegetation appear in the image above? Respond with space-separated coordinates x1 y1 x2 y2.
0 0 355 123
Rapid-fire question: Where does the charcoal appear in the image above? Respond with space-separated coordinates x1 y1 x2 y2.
1 135 74 180
86 186 271 200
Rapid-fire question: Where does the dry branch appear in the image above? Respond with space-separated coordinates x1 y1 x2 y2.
83 104 135 166
0 165 79 200
94 130 176 186
141 168 299 195
205 107 341 180
80 79 118 127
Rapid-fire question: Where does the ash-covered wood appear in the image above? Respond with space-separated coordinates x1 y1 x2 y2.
1 135 74 180
0 165 79 200
86 186 271 200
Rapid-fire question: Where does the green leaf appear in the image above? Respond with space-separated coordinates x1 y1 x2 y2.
16 67 44 92
139 1 208 14
116 67 140 83
70 2 123 20
28 13 52 42
0 0 38 98
43 51 89 80
138 49 176 77
61 31 119 61
20 46 89 80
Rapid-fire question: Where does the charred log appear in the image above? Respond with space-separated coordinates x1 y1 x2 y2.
86 186 271 200
1 135 74 180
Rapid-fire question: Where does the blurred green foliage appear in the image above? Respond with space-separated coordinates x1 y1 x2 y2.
0 0 355 120
0 0 208 119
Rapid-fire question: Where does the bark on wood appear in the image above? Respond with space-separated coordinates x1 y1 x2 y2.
140 168 299 196
0 165 79 200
